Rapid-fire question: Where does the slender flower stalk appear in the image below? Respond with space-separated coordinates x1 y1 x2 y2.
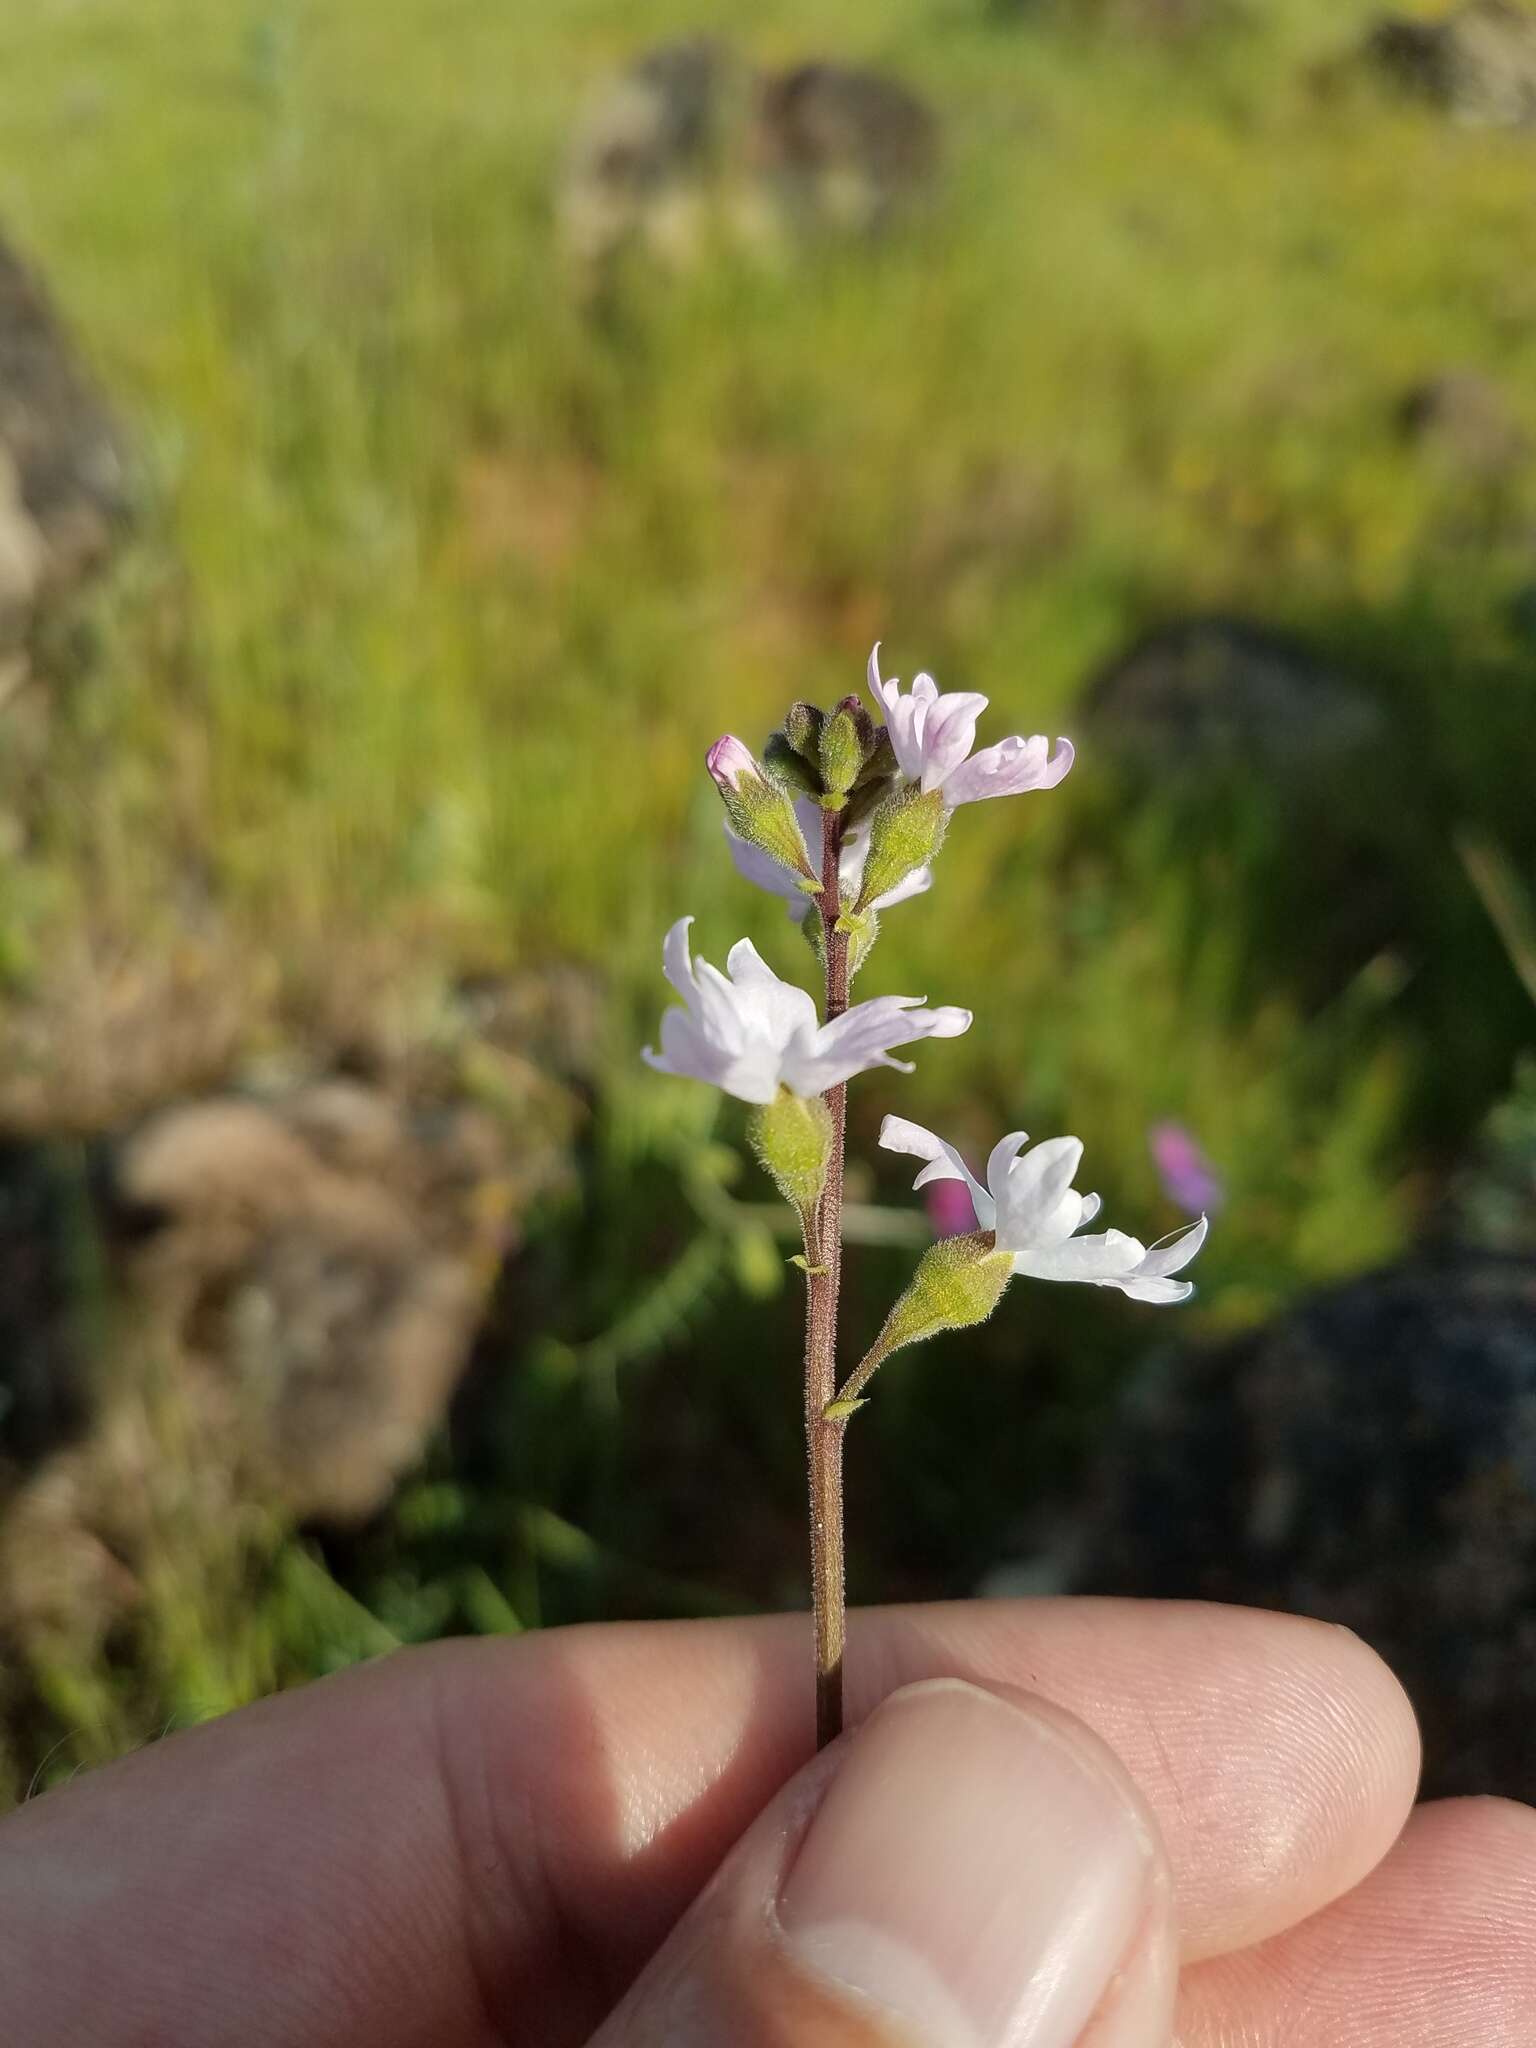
805 802 851 1748
648 647 1203 1755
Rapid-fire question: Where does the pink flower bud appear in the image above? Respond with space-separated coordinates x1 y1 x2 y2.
706 734 758 793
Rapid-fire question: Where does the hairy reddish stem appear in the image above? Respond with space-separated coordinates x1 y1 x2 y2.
805 806 850 1750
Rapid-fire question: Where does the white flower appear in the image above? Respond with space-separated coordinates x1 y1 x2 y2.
880 1116 1207 1303
867 644 1074 806
644 919 971 1105
725 800 933 919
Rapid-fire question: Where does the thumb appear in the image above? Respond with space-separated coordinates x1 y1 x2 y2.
592 1676 1176 2048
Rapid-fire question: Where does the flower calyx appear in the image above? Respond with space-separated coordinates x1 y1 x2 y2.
853 784 949 915
817 694 883 804
707 735 818 887
875 1229 1016 1356
823 1229 1015 1419
748 1088 835 1223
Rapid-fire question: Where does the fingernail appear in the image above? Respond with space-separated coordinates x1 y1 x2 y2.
778 1679 1155 2048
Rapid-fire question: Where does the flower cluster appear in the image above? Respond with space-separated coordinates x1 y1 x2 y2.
645 643 1208 1409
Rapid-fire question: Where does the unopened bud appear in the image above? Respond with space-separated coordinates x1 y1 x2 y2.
764 732 823 797
706 735 758 793
843 753 898 828
853 728 897 790
854 785 947 913
747 1088 835 1220
707 735 817 885
783 701 825 763
835 693 878 749
818 707 866 801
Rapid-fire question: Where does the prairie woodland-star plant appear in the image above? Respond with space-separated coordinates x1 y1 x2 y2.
644 648 1207 1749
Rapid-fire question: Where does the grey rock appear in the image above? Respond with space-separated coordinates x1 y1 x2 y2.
559 37 751 278
1365 1 1536 128
110 1079 553 1523
1080 616 1384 774
559 41 938 283
1070 1252 1536 1798
0 1019 582 1678
0 229 128 656
1398 369 1530 481
757 62 939 235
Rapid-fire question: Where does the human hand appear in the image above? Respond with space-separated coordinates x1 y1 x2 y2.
1 1600 1531 2045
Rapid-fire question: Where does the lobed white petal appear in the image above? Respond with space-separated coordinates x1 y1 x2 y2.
915 690 988 794
724 824 804 904
992 1135 1085 1252
1132 1214 1209 1279
941 733 1075 808
881 1114 1208 1302
1117 1275 1197 1304
879 1112 994 1227
868 863 934 913
788 996 972 1095
1012 1229 1147 1283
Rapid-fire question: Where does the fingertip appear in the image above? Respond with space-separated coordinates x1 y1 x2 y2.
1157 1604 1422 1958
598 1677 1178 2048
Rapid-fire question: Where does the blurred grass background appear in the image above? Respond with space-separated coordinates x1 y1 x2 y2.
2 0 1534 1798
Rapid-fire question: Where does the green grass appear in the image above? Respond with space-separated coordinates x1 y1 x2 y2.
2 0 1535 1795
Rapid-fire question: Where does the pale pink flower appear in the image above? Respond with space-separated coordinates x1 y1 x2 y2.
867 644 1074 807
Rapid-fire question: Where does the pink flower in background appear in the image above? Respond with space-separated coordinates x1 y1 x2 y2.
924 1174 979 1239
1149 1121 1225 1217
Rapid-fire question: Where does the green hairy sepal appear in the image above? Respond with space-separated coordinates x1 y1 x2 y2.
854 785 947 913
826 1232 1014 1418
818 701 874 801
764 731 823 798
875 1231 1014 1355
718 767 818 884
748 1089 835 1220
